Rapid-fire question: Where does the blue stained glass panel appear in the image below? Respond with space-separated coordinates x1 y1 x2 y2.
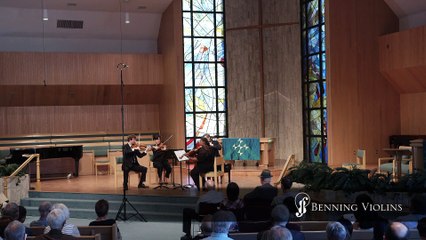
193 38 215 62
184 38 193 61
186 138 195 149
218 88 225 111
322 82 327 107
308 82 321 108
310 137 323 163
322 53 326 80
185 89 193 112
195 88 217 112
321 0 325 23
194 63 216 86
185 63 193 86
309 110 322 135
217 38 225 61
193 13 215 37
323 109 327 135
323 138 328 163
308 27 320 54
196 113 217 137
186 114 194 136
308 55 320 81
307 0 319 27
321 25 326 52
193 0 214 12
217 63 225 86
216 14 224 37
183 13 192 37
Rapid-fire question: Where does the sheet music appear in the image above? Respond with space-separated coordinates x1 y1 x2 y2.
174 150 189 161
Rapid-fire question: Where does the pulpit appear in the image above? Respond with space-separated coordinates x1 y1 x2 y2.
260 138 275 167
382 148 412 181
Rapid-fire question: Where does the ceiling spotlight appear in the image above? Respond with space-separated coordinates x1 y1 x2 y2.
125 12 130 24
43 9 48 21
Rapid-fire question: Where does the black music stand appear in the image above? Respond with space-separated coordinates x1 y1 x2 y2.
170 149 185 190
115 63 147 222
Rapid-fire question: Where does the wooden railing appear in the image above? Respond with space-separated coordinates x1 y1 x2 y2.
3 153 40 198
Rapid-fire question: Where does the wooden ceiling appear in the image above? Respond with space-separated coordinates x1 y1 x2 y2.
379 25 426 93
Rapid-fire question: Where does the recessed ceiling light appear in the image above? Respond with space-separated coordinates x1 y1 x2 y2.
137 6 147 10
67 3 77 7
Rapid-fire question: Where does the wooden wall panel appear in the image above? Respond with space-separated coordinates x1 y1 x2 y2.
0 105 159 136
227 29 262 138
327 0 400 167
226 0 303 165
401 93 426 135
157 0 185 149
0 52 163 85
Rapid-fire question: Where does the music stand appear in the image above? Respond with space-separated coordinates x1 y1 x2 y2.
115 63 147 222
171 149 186 190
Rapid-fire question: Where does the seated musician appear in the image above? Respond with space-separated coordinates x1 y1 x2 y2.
203 134 222 157
188 137 215 190
123 135 149 190
151 134 172 182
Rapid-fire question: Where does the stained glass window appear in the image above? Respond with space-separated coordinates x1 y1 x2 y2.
302 0 327 163
183 0 227 150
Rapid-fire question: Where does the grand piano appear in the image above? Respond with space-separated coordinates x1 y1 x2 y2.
7 145 83 178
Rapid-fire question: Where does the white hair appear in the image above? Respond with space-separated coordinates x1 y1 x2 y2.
47 209 66 230
52 203 70 219
326 222 348 240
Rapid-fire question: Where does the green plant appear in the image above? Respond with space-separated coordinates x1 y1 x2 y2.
0 164 25 177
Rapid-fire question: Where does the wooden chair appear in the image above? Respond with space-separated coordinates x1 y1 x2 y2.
78 224 118 240
378 146 413 176
94 152 111 176
199 156 225 189
274 154 295 187
148 153 170 189
342 149 366 169
114 156 136 187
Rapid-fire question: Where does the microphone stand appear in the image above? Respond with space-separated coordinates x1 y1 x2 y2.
115 63 147 222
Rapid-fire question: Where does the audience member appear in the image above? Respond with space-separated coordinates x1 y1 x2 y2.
17 206 26 224
4 220 25 240
418 218 426 240
337 217 353 238
257 205 304 240
397 195 426 229
182 181 224 240
89 199 121 240
44 203 80 237
220 182 243 220
0 203 19 238
282 197 298 222
271 176 296 207
35 209 76 240
354 194 379 229
204 211 234 240
193 215 213 240
384 222 408 240
260 227 293 240
244 170 278 202
30 201 52 227
326 222 348 240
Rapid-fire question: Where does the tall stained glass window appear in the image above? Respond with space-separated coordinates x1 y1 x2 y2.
301 0 327 163
182 0 227 149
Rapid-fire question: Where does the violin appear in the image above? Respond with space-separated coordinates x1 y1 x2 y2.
131 143 148 151
183 145 202 157
152 142 167 151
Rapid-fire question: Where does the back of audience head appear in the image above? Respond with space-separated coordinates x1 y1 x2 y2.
38 201 52 218
338 217 353 237
226 182 240 202
200 214 213 235
280 176 293 192
52 203 70 220
410 195 426 214
261 227 293 240
47 208 66 230
211 211 234 234
260 169 273 184
326 221 348 240
418 218 426 240
95 199 109 218
271 205 290 226
17 206 26 223
384 222 408 240
2 203 19 220
4 220 25 240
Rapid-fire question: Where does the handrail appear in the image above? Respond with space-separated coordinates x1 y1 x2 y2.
3 153 40 198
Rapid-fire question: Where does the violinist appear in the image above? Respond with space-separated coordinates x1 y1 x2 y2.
203 133 222 157
151 134 172 182
188 137 215 190
123 135 149 190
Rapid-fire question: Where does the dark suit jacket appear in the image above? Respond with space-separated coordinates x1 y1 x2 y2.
196 147 215 173
244 183 278 203
122 144 146 170
34 229 77 240
209 140 222 157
